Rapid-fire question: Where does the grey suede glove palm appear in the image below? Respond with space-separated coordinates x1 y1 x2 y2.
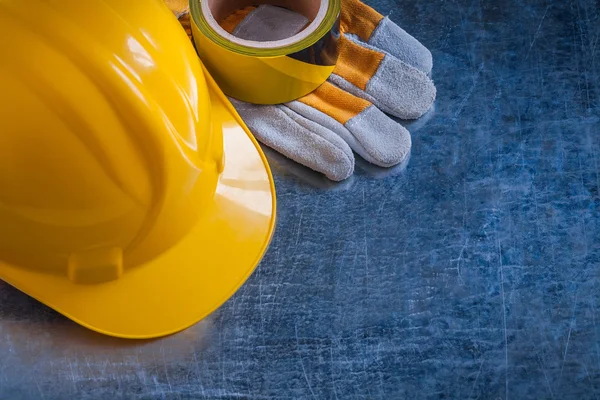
226 2 436 181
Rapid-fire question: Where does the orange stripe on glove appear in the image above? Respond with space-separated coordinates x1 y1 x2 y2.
339 0 384 41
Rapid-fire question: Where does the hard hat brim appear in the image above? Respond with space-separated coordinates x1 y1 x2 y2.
0 70 277 339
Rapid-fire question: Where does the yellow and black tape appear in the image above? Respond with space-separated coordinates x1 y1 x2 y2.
190 0 341 104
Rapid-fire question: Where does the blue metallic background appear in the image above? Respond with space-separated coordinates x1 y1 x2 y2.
1 0 599 398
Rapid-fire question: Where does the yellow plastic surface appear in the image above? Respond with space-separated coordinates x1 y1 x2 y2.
0 0 276 338
190 0 338 105
192 27 335 104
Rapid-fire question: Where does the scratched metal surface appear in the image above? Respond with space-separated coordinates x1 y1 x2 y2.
1 0 599 398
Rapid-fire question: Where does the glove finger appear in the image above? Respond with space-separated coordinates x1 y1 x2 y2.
332 35 436 120
287 82 411 168
360 18 433 76
340 0 433 75
229 98 355 181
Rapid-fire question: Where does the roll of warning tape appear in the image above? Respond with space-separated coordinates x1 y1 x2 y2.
190 0 340 105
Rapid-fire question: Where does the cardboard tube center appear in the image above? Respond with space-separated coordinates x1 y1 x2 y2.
206 0 322 22
202 0 328 48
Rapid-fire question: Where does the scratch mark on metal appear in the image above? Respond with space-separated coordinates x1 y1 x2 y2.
294 209 304 248
330 345 340 400
153 376 166 400
468 358 484 399
559 290 578 385
161 345 174 394
454 63 485 118
362 188 369 293
537 352 555 400
526 5 551 59
68 360 77 386
33 374 45 400
451 237 469 285
295 324 316 400
497 238 509 400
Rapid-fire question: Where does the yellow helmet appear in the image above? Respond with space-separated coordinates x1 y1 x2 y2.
0 0 276 338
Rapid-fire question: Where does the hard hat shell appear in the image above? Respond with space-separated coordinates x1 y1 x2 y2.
0 0 276 339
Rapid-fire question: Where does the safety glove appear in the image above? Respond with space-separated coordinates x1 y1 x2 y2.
165 0 436 181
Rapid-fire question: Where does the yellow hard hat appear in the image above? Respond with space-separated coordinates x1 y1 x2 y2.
0 0 276 338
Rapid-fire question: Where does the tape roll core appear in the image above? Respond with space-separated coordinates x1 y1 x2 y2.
202 0 328 49
207 0 322 23
191 0 341 104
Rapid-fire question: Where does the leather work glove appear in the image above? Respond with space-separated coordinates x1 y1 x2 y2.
165 0 436 181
